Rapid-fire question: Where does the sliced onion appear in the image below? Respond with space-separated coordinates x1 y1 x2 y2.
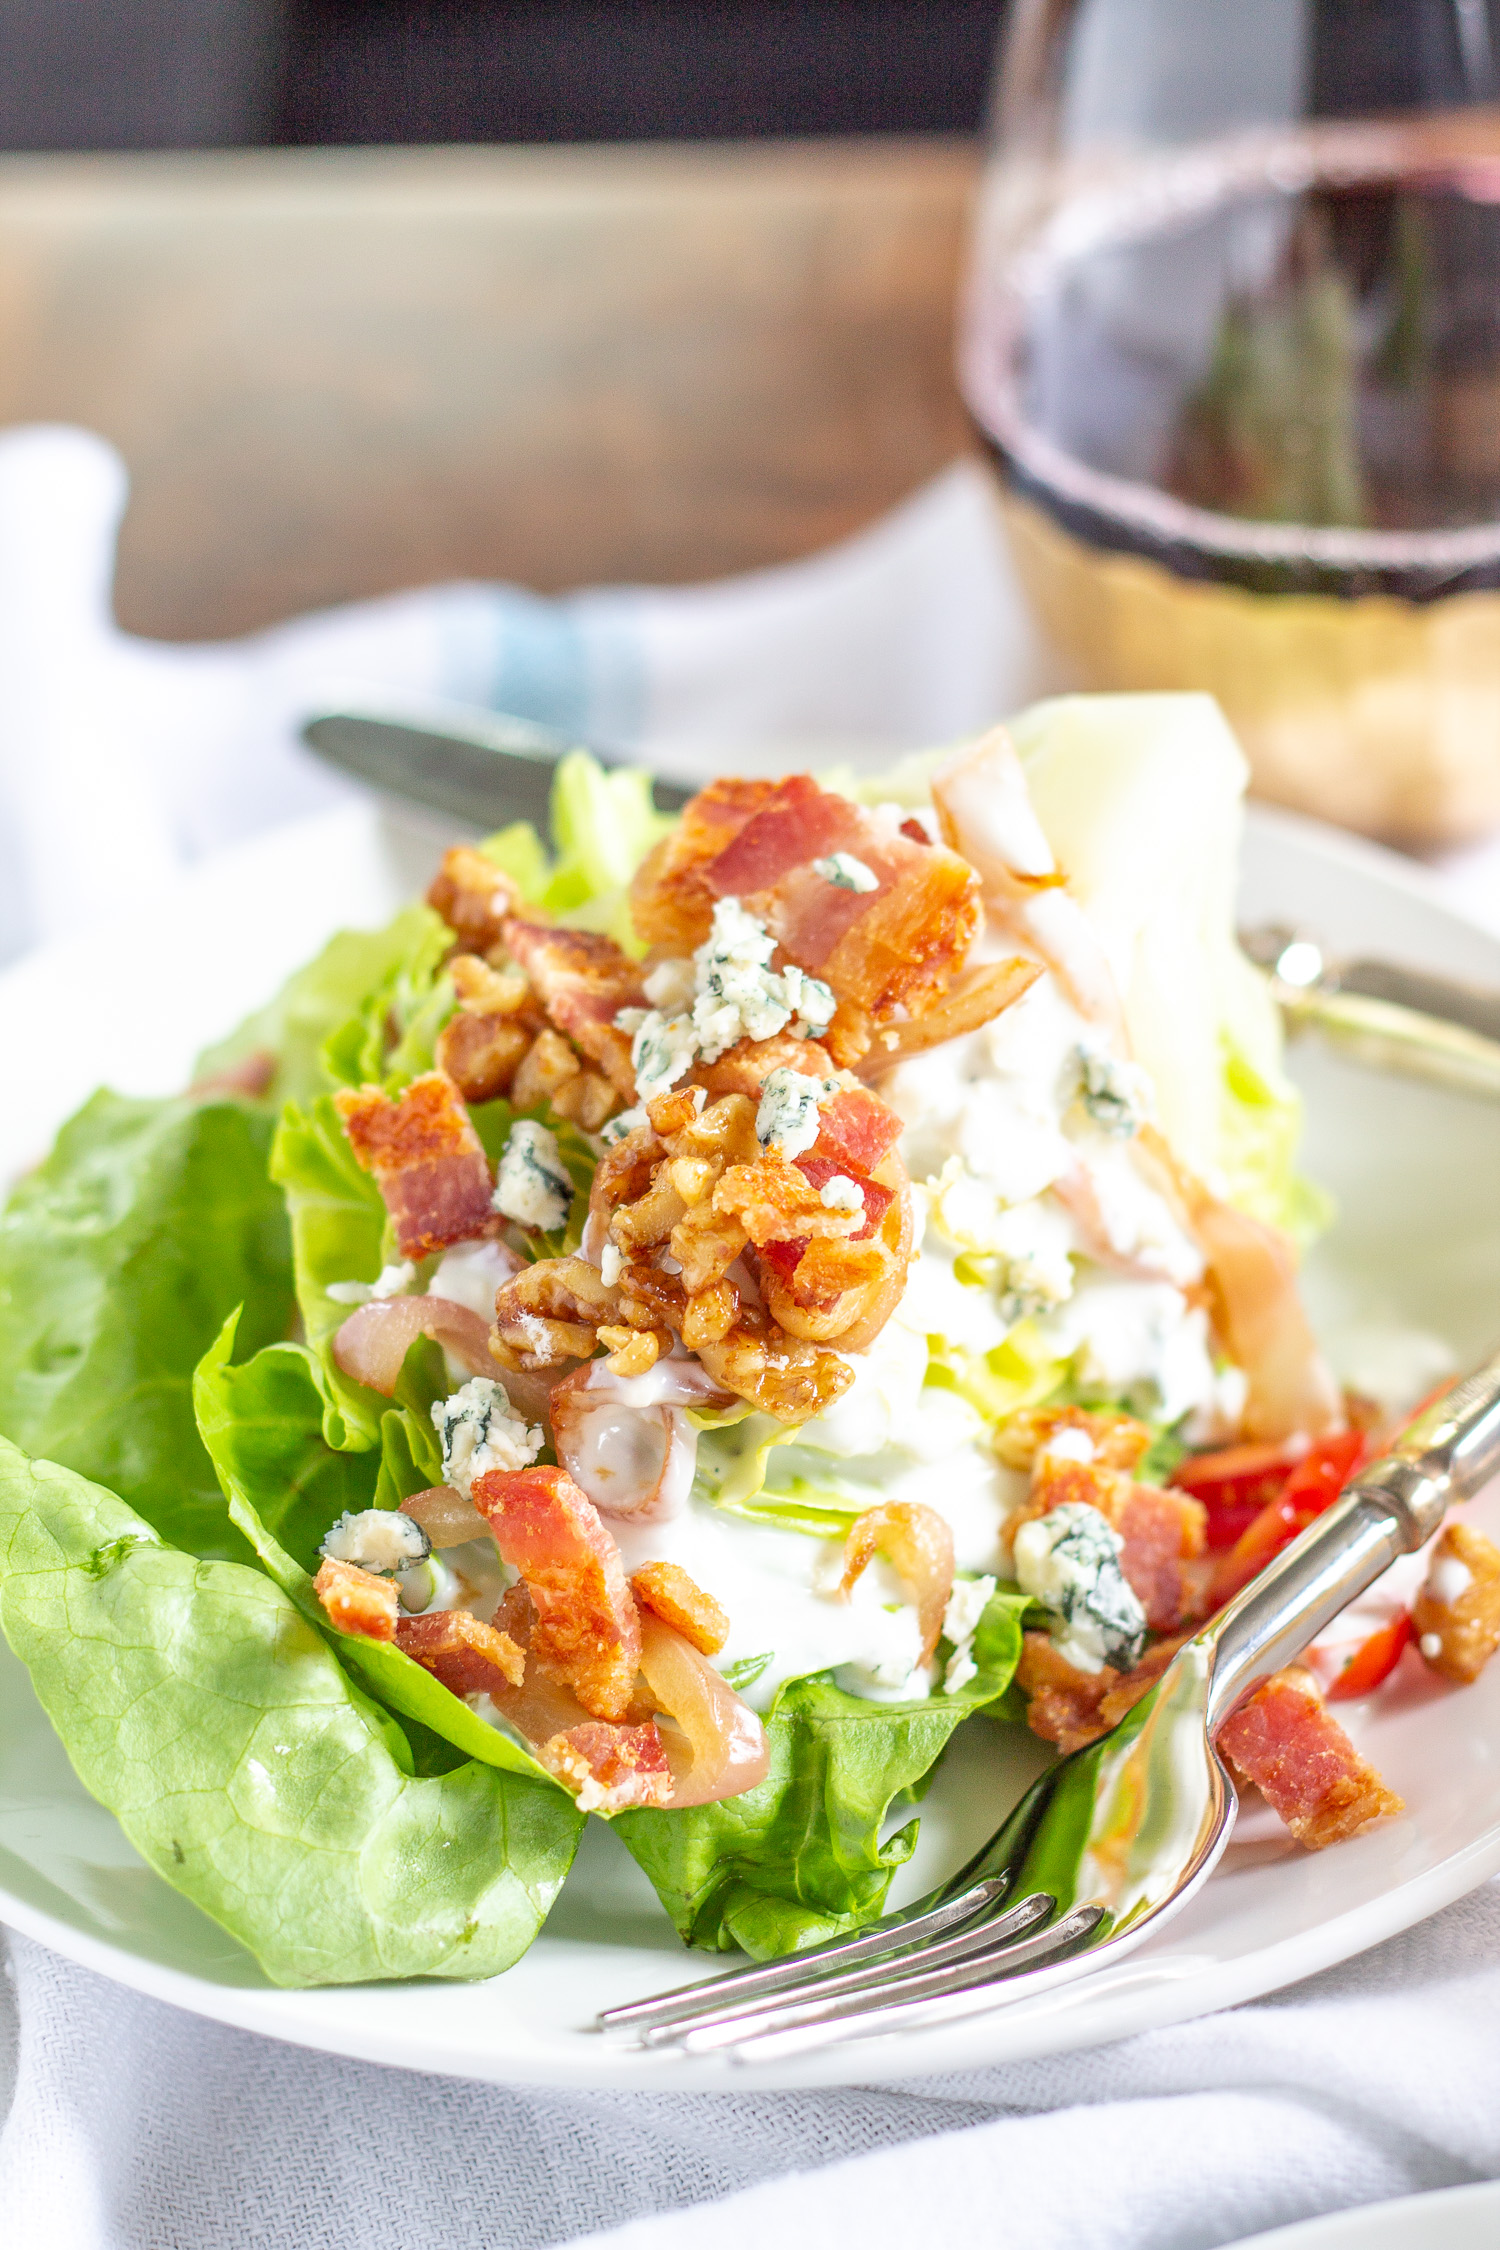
332 1294 494 1395
838 1500 955 1664
859 957 1041 1072
824 1155 915 1355
637 1613 770 1807
1138 1125 1342 1442
403 1485 488 1549
547 1359 727 1523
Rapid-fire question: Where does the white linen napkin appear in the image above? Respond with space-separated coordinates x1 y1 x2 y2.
4 418 1500 2250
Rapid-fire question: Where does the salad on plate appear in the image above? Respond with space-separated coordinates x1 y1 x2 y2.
4 690 1499 1989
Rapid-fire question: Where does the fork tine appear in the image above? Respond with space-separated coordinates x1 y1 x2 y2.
674 1903 1107 2056
597 1876 1008 2035
637 1890 1055 2049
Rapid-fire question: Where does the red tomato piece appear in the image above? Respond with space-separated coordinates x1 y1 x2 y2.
1210 1430 1370 1606
1326 1612 1414 1702
1171 1441 1300 1552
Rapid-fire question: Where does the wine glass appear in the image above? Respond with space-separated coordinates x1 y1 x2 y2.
961 0 1500 843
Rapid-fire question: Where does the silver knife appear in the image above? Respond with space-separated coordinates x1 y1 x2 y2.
301 694 695 835
302 702 1500 1104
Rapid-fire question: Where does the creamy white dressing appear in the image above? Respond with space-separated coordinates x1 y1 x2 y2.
427 1238 521 1320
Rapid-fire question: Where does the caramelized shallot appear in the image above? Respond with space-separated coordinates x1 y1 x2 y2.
636 1612 770 1807
332 1294 495 1395
548 1358 731 1524
838 1499 955 1665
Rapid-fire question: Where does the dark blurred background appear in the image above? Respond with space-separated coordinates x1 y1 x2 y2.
0 1 1009 150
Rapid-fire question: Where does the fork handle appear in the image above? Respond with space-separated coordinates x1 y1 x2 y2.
1205 1343 1500 1731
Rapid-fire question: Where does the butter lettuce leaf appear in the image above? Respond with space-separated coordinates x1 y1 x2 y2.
0 1091 293 1562
0 1437 583 1985
613 1589 1030 1955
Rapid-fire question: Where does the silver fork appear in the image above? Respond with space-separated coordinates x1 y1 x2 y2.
600 1346 1500 2062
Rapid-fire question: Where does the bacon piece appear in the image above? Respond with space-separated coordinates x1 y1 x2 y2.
336 1072 495 1261
1015 1631 1113 1752
1218 1666 1403 1849
713 1150 864 1250
693 1033 836 1102
536 1721 673 1811
809 1085 904 1176
630 772 981 1023
1018 1453 1206 1631
314 1557 398 1640
427 845 523 954
995 1405 1154 1474
630 778 782 952
1413 1522 1500 1683
838 1500 955 1665
631 1560 730 1654
394 1607 525 1692
501 918 646 1099
470 1464 641 1721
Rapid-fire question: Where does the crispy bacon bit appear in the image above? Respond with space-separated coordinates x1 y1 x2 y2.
470 1464 641 1721
693 1032 837 1102
1413 1522 1500 1683
536 1721 673 1811
501 918 645 1099
713 1151 864 1249
427 845 522 954
437 1004 533 1106
1015 1631 1113 1752
336 1072 496 1261
995 1405 1154 1474
394 1607 525 1692
629 772 981 1024
1218 1666 1403 1849
636 1613 770 1807
808 1085 905 1177
1017 1450 1206 1631
839 1500 955 1665
630 1560 730 1654
630 778 782 953
314 1557 399 1641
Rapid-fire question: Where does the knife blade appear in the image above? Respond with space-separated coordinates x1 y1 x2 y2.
301 697 695 834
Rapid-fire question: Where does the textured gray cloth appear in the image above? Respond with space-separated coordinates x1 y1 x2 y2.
4 1885 1500 2250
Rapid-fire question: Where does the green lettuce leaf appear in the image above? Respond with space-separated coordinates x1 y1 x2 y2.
0 1436 583 1985
191 1315 557 1788
194 907 444 1113
0 1091 293 1561
612 1589 1031 1956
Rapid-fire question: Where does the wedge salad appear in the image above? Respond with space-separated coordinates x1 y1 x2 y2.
4 690 1499 1989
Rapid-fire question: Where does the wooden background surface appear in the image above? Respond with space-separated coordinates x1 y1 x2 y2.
0 141 981 640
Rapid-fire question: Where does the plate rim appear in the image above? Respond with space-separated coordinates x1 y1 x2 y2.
4 791 1500 2090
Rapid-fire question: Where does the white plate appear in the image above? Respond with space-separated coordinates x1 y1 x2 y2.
1233 2180 1500 2250
2 798 1500 2090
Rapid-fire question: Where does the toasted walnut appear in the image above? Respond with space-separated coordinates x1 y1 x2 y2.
668 1154 717 1205
589 1120 663 1239
427 845 521 953
512 1027 583 1111
630 1561 729 1654
616 1262 687 1335
646 1088 705 1137
436 1008 532 1104
597 1325 666 1375
669 1091 760 1166
450 952 533 1017
551 1069 617 1131
493 1256 617 1366
669 1200 748 1292
612 1170 689 1252
680 1279 739 1349
695 1307 854 1422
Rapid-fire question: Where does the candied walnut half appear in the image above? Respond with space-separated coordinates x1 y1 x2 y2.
427 845 522 954
494 1256 618 1366
695 1305 853 1422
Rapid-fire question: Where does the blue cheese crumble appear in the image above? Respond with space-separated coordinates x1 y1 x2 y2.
321 1508 430 1574
1071 1044 1152 1140
432 1376 542 1494
1012 1501 1147 1672
756 1065 842 1158
325 1260 416 1306
814 851 879 894
941 1573 997 1693
819 1173 865 1214
493 1119 573 1231
616 897 836 1102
